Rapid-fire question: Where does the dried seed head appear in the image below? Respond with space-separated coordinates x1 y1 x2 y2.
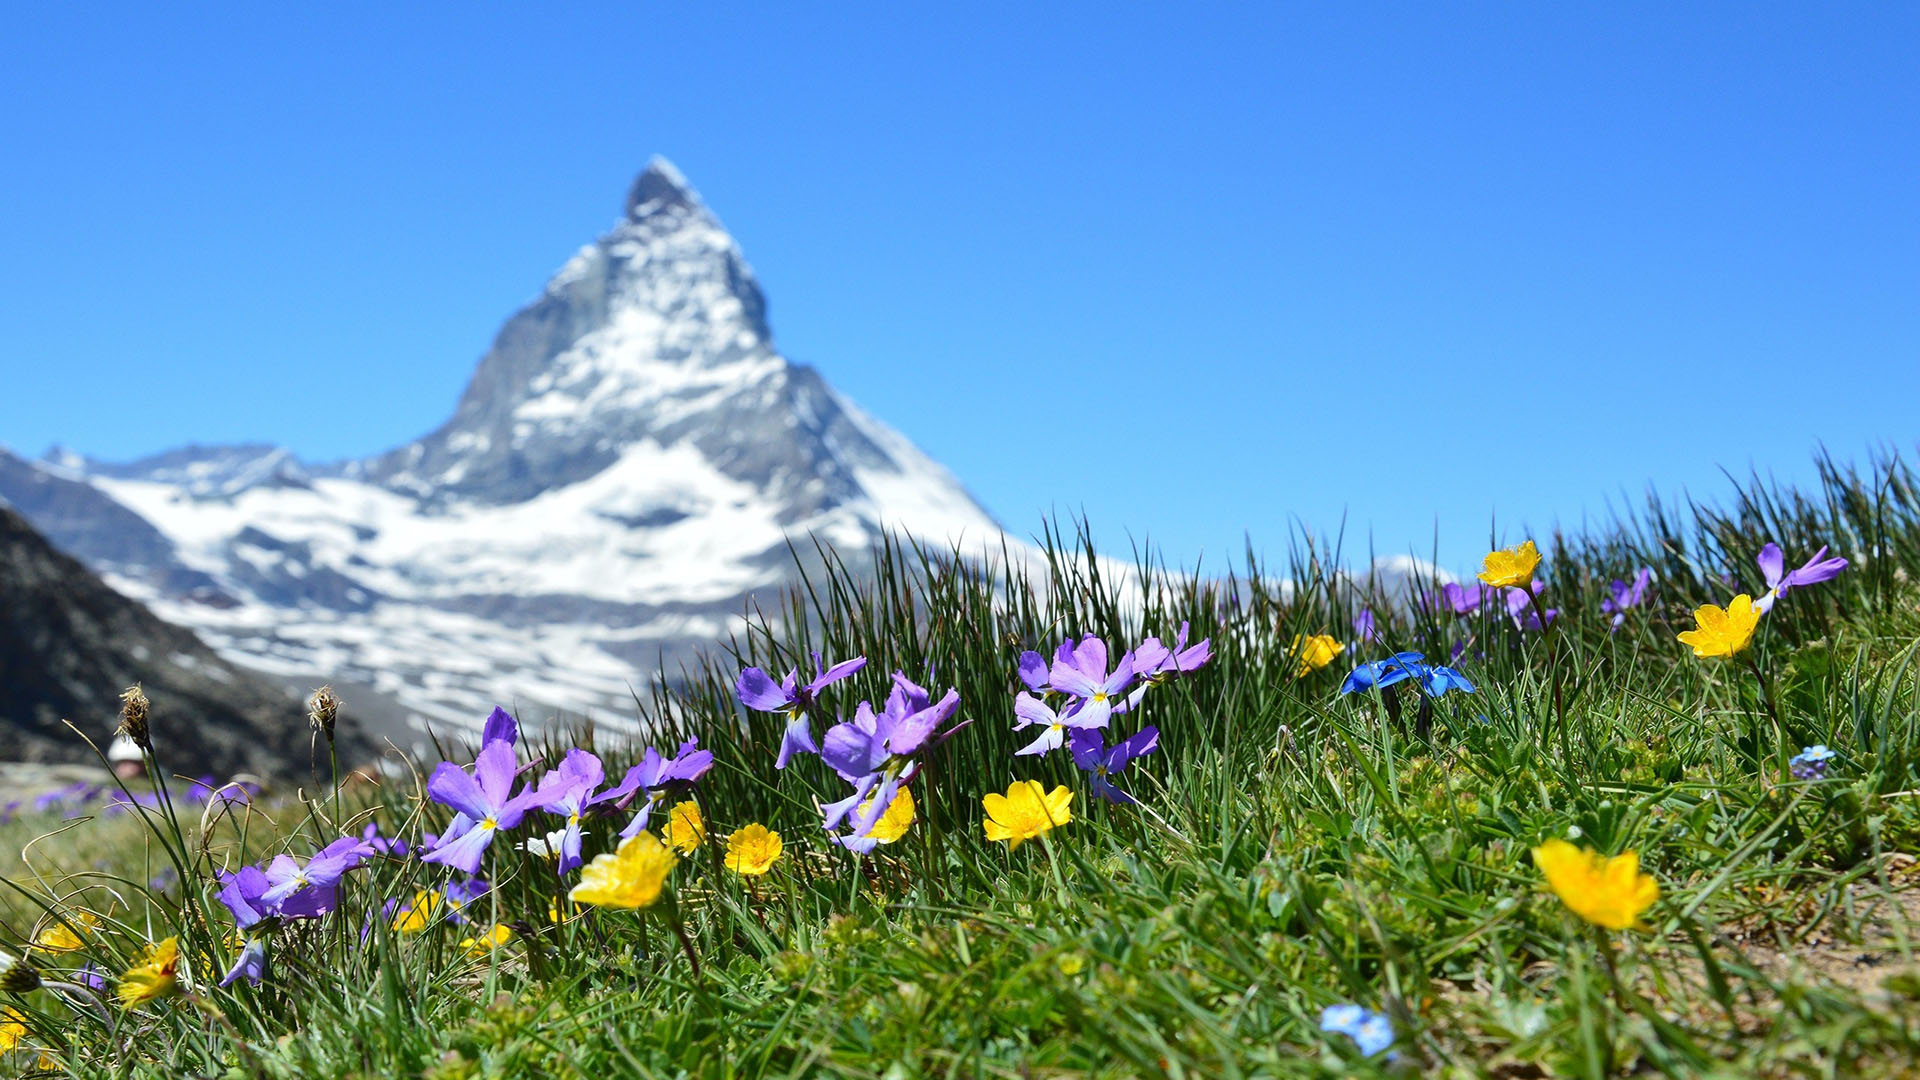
117 684 151 751
307 685 341 742
0 947 39 993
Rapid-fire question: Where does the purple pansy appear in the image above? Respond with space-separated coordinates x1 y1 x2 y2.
1352 609 1379 643
1011 691 1106 757
1504 581 1557 631
1601 567 1653 632
737 653 867 769
820 673 964 841
1439 582 1492 616
529 748 605 872
219 937 267 988
1045 636 1136 730
1755 543 1849 614
422 740 541 874
1133 623 1213 682
592 738 714 838
481 706 518 747
1069 725 1160 804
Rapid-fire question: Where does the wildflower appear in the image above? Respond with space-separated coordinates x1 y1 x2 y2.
1320 1003 1396 1058
0 948 39 993
569 832 677 909
218 938 266 988
359 821 409 859
33 910 97 953
1011 691 1107 757
116 937 180 1008
388 889 445 934
1069 725 1160 804
423 739 541 874
1016 639 1076 694
0 1007 24 1052
481 705 519 747
982 780 1073 849
1532 838 1659 930
1676 594 1761 658
737 652 867 768
216 866 274 930
1504 581 1557 631
819 673 965 845
1133 622 1213 682
307 685 341 742
528 747 605 873
1438 582 1491 616
1338 653 1475 697
117 684 151 750
662 799 706 854
1045 636 1136 730
258 833 376 913
1755 543 1849 614
460 925 513 957
1352 609 1379 643
1478 540 1542 590
1601 567 1654 632
593 738 715 839
835 787 916 853
520 828 569 860
1291 633 1345 676
724 824 784 875
1790 744 1836 781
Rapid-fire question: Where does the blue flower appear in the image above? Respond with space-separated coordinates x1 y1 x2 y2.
1339 652 1475 698
1790 744 1835 781
1320 1003 1396 1057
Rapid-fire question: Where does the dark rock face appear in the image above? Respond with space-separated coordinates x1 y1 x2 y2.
0 505 371 777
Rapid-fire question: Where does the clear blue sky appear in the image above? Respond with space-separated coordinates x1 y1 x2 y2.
2 4 1914 573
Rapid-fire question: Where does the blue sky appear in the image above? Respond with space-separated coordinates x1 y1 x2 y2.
2 4 1914 573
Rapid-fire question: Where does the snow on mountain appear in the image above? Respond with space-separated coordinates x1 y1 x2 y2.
0 159 1004 742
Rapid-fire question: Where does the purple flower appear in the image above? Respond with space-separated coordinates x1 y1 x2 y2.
219 937 267 988
528 748 605 872
481 705 519 747
75 962 106 991
1505 581 1557 631
737 653 867 769
257 833 375 912
1601 568 1654 632
592 738 714 838
1133 623 1213 682
1756 543 1849 614
1352 609 1379 643
1014 640 1073 694
218 866 273 929
422 740 542 874
1011 691 1106 757
1045 636 1136 730
359 821 409 859
1069 726 1160 804
1439 582 1491 616
819 674 965 842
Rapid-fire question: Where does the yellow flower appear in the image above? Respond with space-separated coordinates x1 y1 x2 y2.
34 910 98 953
724 824 784 876
1676 594 1761 658
662 799 707 854
1532 838 1659 931
1478 540 1542 589
117 936 181 1009
570 831 676 909
390 889 445 933
0 1007 26 1052
459 924 513 957
858 787 916 846
1290 633 1345 677
983 780 1074 849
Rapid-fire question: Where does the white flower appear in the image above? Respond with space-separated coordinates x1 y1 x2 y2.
519 828 569 860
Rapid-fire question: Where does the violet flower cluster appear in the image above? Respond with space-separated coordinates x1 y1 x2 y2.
1013 623 1211 804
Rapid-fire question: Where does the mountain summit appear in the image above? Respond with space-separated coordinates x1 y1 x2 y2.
1 159 1004 737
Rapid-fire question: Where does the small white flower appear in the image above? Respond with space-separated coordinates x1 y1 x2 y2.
1564 825 1584 840
519 828 568 860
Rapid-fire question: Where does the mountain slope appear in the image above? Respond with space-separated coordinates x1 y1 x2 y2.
0 159 1005 738
0 504 370 775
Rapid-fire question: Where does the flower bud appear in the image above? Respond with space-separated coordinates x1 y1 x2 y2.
0 948 40 993
307 685 341 743
117 684 151 751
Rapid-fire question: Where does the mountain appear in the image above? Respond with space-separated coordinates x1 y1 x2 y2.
0 159 1003 742
0 504 371 776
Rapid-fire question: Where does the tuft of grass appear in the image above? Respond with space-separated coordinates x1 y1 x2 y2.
2 448 1918 1077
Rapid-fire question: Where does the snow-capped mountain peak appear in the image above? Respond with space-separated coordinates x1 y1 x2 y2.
2 159 1004 739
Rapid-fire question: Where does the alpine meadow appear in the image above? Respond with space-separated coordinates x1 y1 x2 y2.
2 450 1919 1078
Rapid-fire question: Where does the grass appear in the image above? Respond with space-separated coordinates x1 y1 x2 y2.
3 448 1920 1078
